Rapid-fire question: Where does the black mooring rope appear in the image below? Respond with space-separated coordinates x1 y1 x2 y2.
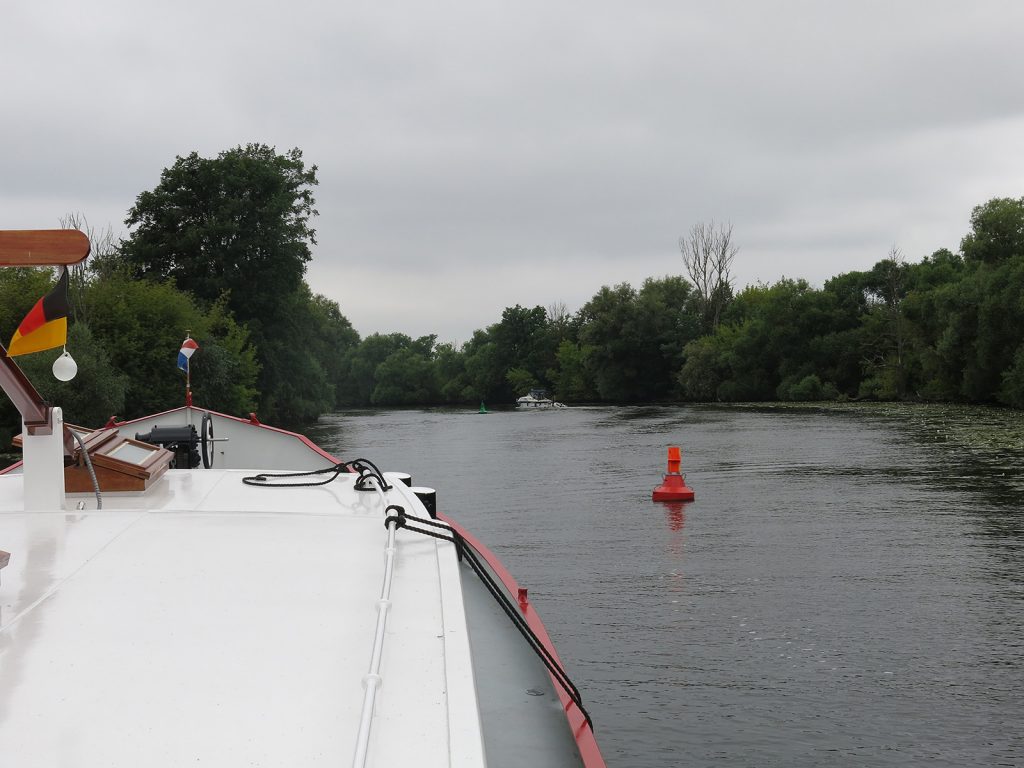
244 463 593 730
384 506 594 730
242 458 392 491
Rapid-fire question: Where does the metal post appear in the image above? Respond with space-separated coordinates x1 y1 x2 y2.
22 406 66 510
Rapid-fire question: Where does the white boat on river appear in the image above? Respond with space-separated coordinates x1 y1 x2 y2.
0 231 604 767
516 389 567 409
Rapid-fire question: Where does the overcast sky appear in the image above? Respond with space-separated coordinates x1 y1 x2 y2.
2 1 1022 344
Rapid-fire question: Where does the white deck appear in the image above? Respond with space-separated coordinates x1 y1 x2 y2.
0 469 485 766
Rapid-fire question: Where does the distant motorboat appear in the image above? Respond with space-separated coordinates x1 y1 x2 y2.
516 388 567 409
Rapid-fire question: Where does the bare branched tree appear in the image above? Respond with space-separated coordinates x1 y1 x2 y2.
546 300 572 341
60 212 118 324
678 220 737 331
546 301 569 326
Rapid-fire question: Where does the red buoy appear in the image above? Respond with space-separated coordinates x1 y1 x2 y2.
652 446 695 502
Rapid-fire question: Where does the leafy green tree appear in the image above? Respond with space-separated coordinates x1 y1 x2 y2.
633 276 700 398
1 270 125 442
0 270 125 438
261 287 360 414
777 374 838 401
338 333 405 406
895 250 963 400
84 275 204 416
121 144 318 325
907 248 965 290
718 281 813 400
899 249 1024 404
967 256 1024 401
577 283 643 401
858 249 912 399
256 287 353 423
12 191 1024 427
116 144 371 423
0 268 55 335
960 197 1024 264
0 323 129 448
370 336 437 406
922 276 980 401
678 279 857 402
490 305 555 399
505 367 539 397
678 333 728 400
335 333 438 407
432 342 472 403
84 276 258 418
549 340 597 402
191 298 260 416
574 278 700 402
9 323 129 428
815 271 873 395
307 292 360 398
459 331 504 403
245 284 361 422
998 346 1024 407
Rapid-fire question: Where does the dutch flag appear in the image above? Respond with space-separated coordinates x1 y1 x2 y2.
177 337 199 373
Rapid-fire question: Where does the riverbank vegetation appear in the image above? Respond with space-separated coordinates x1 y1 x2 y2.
2 144 1022 443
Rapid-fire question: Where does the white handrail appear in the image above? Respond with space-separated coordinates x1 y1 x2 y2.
352 482 399 768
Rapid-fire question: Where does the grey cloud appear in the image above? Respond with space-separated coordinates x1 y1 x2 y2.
2 1 1023 342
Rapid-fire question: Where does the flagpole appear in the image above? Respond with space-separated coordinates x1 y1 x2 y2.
184 330 192 425
178 333 199 428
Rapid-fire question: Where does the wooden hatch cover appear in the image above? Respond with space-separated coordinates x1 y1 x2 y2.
66 429 174 493
13 427 174 493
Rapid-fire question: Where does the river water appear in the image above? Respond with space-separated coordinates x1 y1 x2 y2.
308 404 1024 767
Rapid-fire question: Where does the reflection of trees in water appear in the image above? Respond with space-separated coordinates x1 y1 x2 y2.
891 409 1024 551
847 403 1024 578
734 401 1024 526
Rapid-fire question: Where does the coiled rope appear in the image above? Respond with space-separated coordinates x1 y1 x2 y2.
242 458 392 491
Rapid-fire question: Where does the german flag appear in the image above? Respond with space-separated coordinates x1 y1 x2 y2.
7 269 70 357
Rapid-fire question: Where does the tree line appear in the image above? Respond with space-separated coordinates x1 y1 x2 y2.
2 143 1022 449
317 196 1024 411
